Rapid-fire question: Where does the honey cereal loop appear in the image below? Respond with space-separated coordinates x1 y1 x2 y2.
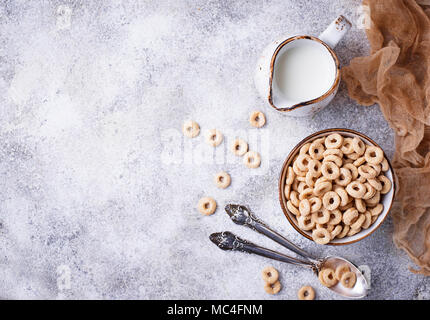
262 266 279 284
346 181 366 198
324 133 343 149
182 120 200 138
299 199 311 216
322 191 340 210
378 175 392 194
321 161 340 180
298 286 315 300
365 146 384 165
352 137 366 155
243 151 261 168
319 268 338 287
286 166 295 185
249 111 266 128
298 215 316 231
341 138 354 154
214 171 231 189
231 139 248 156
198 197 217 215
335 264 351 281
340 271 357 288
205 129 223 147
343 208 359 225
312 228 331 245
287 200 300 216
309 142 325 160
264 280 281 295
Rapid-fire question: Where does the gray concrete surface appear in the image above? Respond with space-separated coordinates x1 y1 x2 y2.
0 0 428 299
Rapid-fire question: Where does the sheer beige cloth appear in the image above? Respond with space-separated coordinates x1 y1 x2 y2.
342 0 430 275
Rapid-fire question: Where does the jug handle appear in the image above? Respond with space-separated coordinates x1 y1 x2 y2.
318 15 352 49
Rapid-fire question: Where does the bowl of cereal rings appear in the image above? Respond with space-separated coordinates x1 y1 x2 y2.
279 128 396 245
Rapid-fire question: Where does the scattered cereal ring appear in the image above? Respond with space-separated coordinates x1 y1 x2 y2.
324 133 343 149
214 171 231 189
182 120 200 138
198 197 217 215
206 129 223 147
365 146 384 165
335 264 350 281
243 151 261 168
343 208 359 225
352 137 366 155
298 286 315 300
249 111 266 128
346 181 366 198
312 228 331 245
322 191 340 210
341 138 354 154
378 175 392 194
298 215 316 231
335 167 352 186
309 142 325 160
340 271 356 288
319 268 338 287
231 138 248 156
262 266 279 284
264 280 281 295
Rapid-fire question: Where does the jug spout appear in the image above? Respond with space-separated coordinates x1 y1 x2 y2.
318 15 351 49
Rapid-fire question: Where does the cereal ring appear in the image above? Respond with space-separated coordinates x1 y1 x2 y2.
362 211 372 229
343 163 359 180
182 120 200 138
358 165 377 179
205 129 223 147
290 191 300 207
343 208 359 225
286 166 295 185
362 182 376 200
337 225 350 239
300 143 311 154
351 213 366 230
343 158 354 164
355 198 367 213
243 151 261 168
347 227 361 236
369 163 382 176
319 268 338 287
346 181 366 198
365 146 384 165
311 210 330 225
214 171 231 189
381 158 389 171
307 159 322 178
340 272 357 288
323 148 343 158
231 138 248 156
321 162 340 180
297 175 307 183
322 191 340 210
317 223 334 233
330 224 343 239
314 181 332 196
293 161 307 177
287 200 300 216
298 181 311 194
370 203 383 216
297 286 315 300
262 266 279 284
197 197 217 215
299 188 314 200
299 199 311 216
264 281 281 295
309 197 322 213
296 154 312 172
365 191 380 207
334 186 349 206
298 215 316 231
323 155 343 167
315 176 329 185
292 179 299 192
334 167 352 186
339 201 354 212
312 228 331 245
284 184 291 200
367 178 382 191
327 209 342 225
305 172 317 188
309 142 325 160
325 133 344 149
378 175 392 194
352 137 366 155
335 264 350 281
353 156 366 167
249 111 266 128
341 138 354 154
371 215 378 224
346 152 360 160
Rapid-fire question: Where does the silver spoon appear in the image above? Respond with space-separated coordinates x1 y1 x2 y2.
211 204 369 299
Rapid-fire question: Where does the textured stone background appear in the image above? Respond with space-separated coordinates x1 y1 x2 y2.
0 0 429 300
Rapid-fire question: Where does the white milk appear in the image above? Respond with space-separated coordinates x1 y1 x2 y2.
274 42 336 104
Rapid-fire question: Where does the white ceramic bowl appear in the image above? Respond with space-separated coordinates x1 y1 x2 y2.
279 128 396 245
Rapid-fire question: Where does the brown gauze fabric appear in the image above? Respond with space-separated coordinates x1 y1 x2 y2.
342 0 430 275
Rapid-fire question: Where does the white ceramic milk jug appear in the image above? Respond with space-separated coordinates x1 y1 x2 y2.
254 15 351 117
